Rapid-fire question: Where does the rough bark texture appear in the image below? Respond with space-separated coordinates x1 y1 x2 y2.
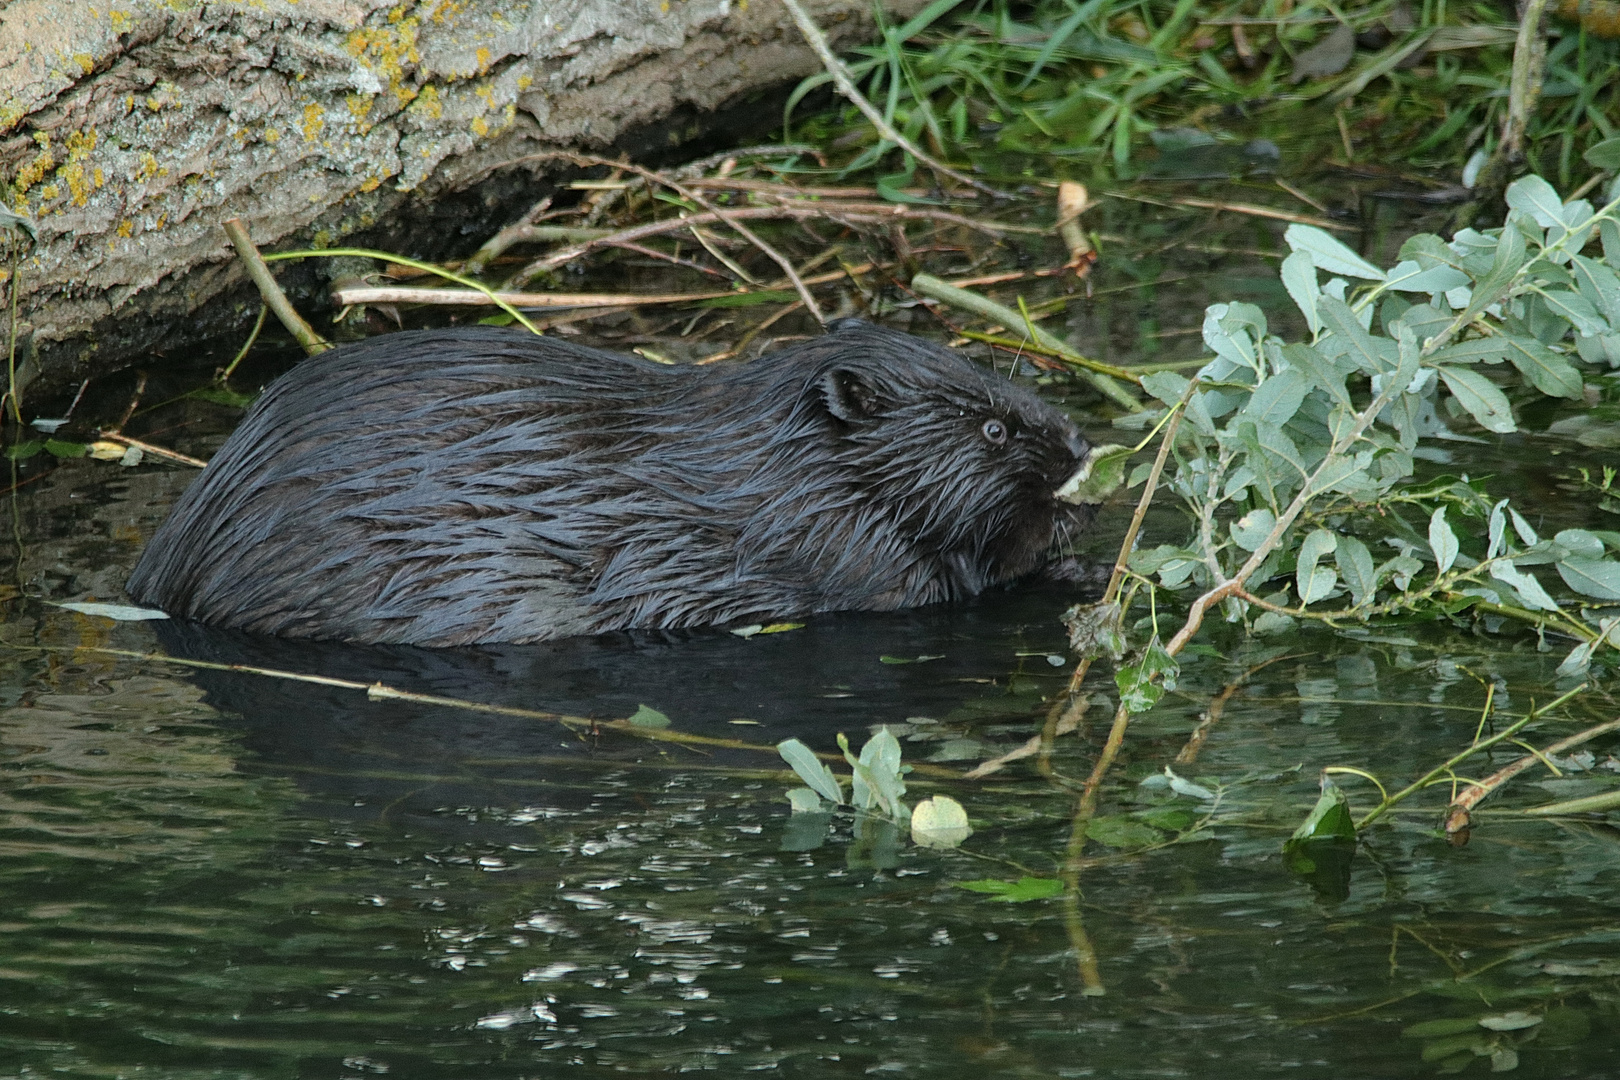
0 0 920 402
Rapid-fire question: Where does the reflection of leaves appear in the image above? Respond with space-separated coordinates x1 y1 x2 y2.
955 876 1064 902
1087 815 1163 850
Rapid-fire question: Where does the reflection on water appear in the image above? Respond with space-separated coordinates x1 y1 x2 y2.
2 455 1619 1079
4 197 1620 1077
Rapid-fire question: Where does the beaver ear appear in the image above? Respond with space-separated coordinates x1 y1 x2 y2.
818 367 885 422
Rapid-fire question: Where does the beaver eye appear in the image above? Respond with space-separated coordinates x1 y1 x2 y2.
981 418 1009 446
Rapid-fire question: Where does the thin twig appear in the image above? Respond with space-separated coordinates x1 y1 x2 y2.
1445 713 1620 832
222 219 331 356
91 432 207 469
219 303 268 383
329 285 739 309
500 151 826 323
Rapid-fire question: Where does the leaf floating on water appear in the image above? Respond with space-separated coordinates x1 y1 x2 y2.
755 622 804 635
910 795 972 848
55 602 170 622
879 654 944 665
955 876 1064 903
1162 766 1215 801
1288 778 1354 843
627 704 672 729
777 738 843 805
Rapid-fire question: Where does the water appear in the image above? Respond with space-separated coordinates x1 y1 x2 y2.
4 193 1620 1078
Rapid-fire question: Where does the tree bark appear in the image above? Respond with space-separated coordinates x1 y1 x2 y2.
0 0 923 401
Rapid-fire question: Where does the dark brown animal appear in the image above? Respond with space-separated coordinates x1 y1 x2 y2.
126 321 1092 645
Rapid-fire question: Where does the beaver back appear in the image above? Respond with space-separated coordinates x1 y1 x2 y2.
126 321 1091 645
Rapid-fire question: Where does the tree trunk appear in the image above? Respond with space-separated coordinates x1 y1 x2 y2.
0 0 922 402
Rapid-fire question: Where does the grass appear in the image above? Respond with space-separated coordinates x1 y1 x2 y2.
785 0 1620 189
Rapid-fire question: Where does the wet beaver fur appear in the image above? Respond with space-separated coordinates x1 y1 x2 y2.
126 320 1092 646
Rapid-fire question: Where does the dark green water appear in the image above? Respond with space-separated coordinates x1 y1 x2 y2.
5 192 1620 1079
3 448 1620 1079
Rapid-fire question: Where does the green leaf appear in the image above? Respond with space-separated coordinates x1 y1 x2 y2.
1317 295 1385 374
1385 260 1469 294
1461 214 1526 324
45 439 87 459
1489 562 1559 611
1288 778 1355 842
1230 508 1276 551
1140 371 1189 407
1555 557 1620 600
1505 174 1565 228
1538 289 1610 337
1429 507 1459 574
843 728 907 818
786 788 826 813
1435 366 1516 432
1281 342 1350 408
1569 254 1620 324
1555 528 1605 558
1284 223 1385 280
628 704 672 728
1297 528 1339 604
1280 250 1321 334
1585 136 1620 170
956 876 1064 902
1054 442 1131 505
1488 499 1508 558
778 738 844 804
1241 370 1308 428
1500 333 1582 398
910 795 972 848
1427 338 1508 365
878 654 945 664
4 440 41 460
1335 535 1377 605
1116 635 1178 714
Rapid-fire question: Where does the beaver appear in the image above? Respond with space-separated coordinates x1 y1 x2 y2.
125 320 1093 646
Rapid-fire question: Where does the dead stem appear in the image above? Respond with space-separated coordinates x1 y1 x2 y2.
329 285 739 309
1445 713 1620 833
222 219 331 356
19 640 968 777
499 151 827 323
92 432 206 469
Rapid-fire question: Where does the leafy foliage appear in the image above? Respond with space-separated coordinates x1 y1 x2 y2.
789 0 1620 186
1115 176 1620 677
